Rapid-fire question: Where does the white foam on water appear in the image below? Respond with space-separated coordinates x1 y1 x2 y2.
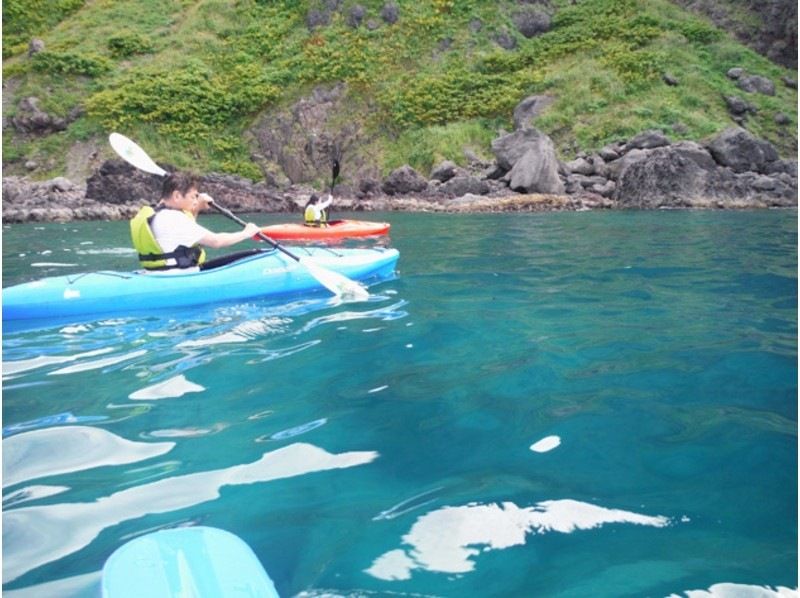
530 435 561 453
368 385 389 394
668 583 798 597
128 375 205 400
365 499 670 581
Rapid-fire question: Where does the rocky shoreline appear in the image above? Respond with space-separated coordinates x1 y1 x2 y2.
3 95 797 223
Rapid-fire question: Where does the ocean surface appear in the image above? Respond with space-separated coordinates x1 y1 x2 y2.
2 210 797 597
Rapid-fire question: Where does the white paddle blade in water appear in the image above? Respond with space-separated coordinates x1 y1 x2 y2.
299 257 370 300
109 133 168 177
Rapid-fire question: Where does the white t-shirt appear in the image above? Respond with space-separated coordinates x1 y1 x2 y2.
305 194 332 221
149 209 211 268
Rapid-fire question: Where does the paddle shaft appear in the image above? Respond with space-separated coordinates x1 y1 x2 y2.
208 202 304 264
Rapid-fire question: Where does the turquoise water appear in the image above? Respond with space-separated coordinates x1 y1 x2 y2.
2 210 797 597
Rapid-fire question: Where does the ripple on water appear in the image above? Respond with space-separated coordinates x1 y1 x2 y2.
2 442 379 583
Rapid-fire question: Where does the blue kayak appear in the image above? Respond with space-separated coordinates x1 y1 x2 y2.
102 526 279 597
2 246 399 321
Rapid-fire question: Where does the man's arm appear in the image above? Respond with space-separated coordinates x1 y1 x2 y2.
199 224 260 249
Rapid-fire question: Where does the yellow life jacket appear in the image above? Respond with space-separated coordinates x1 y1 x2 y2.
130 206 206 270
304 205 328 226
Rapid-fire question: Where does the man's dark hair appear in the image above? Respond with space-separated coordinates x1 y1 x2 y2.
161 172 199 199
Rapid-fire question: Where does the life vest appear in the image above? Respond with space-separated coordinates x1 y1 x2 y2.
130 206 206 270
304 205 328 227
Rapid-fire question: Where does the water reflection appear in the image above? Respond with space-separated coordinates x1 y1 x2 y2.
366 499 670 581
128 374 205 400
667 583 798 597
2 348 113 378
3 441 378 582
3 426 174 488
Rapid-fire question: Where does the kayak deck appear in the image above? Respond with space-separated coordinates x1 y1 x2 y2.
259 219 390 240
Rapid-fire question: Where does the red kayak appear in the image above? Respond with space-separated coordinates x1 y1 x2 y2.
258 219 390 241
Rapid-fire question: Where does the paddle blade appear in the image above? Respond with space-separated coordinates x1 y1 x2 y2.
298 257 369 300
109 133 168 177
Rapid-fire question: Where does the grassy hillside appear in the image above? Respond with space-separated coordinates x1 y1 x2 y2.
2 0 797 185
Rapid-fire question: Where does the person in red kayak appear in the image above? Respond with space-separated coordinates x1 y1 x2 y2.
130 172 261 272
303 192 332 227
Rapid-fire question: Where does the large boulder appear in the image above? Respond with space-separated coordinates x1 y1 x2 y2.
492 128 564 194
491 127 549 170
614 144 715 207
85 160 290 211
614 140 796 208
506 148 565 194
381 165 428 195
86 160 164 204
706 127 779 173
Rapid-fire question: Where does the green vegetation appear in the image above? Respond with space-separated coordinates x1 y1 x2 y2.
2 0 796 181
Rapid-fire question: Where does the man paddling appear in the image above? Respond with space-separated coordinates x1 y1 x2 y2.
130 172 261 272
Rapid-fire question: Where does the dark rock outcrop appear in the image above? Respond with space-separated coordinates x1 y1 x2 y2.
440 176 490 197
672 0 797 69
706 127 779 173
86 160 163 204
381 165 428 195
11 97 68 135
430 160 459 182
